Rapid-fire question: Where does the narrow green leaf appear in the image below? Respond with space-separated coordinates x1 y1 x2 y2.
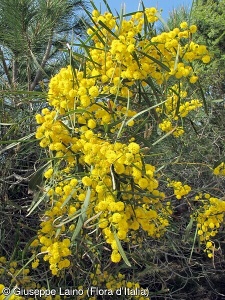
196 79 208 115
98 20 118 39
0 133 35 154
71 187 91 241
55 227 62 239
144 77 161 104
175 81 181 116
61 108 92 118
152 127 177 146
188 118 199 135
174 44 180 71
183 217 194 243
102 0 113 14
1 123 19 140
132 51 141 68
115 90 130 140
76 36 102 66
117 5 124 35
123 12 144 18
0 90 46 96
211 99 224 103
0 122 17 125
26 191 48 216
131 116 149 137
72 44 104 51
155 12 170 32
143 6 149 36
29 49 49 78
107 118 124 130
60 188 77 208
140 1 146 11
28 163 49 192
113 230 131 267
54 210 82 227
138 50 171 72
90 0 98 10
125 99 166 125
189 226 198 263
85 24 106 46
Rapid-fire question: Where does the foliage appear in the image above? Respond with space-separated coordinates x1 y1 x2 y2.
162 5 191 32
1 1 225 300
191 0 225 99
0 1 90 299
0 0 89 91
164 0 225 99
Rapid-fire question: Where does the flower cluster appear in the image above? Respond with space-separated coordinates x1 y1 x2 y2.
35 128 172 271
167 180 191 199
76 264 150 300
213 162 225 176
194 193 225 258
0 256 58 300
41 239 71 276
157 85 203 137
34 5 210 277
0 256 31 287
35 8 210 143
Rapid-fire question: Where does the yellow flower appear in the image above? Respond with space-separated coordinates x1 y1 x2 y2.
180 21 188 29
82 176 92 186
127 119 135 126
117 230 127 240
202 55 210 64
0 284 6 294
99 218 108 228
111 250 121 263
112 213 122 223
189 25 197 33
128 142 140 154
127 44 135 53
87 119 97 129
138 178 148 189
80 95 91 107
44 168 53 179
189 75 198 84
32 259 39 269
89 86 99 97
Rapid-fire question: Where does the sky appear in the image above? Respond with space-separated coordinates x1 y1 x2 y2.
93 0 193 20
